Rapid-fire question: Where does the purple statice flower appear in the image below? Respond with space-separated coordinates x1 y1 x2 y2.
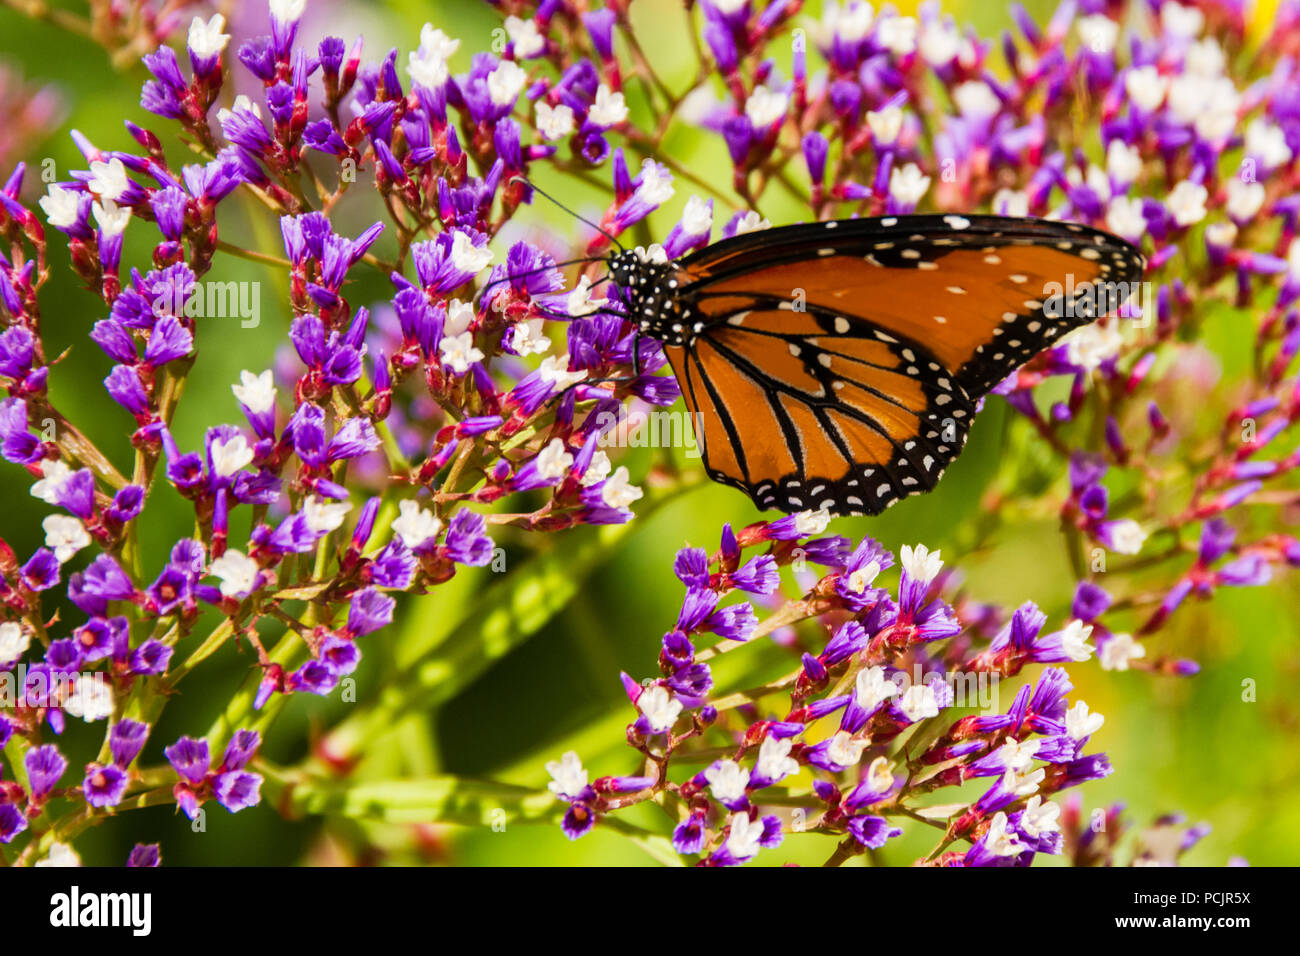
126 843 161 866
25 744 67 802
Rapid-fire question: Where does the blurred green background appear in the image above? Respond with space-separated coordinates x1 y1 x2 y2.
0 0 1296 866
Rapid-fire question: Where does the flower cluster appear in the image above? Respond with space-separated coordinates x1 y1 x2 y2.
0 0 695 865
0 0 1293 866
550 521 1127 866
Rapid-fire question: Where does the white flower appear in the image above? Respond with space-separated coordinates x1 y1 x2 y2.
1019 796 1062 839
487 60 527 107
39 185 82 228
600 466 643 509
511 318 551 356
439 331 484 374
1205 221 1238 249
505 15 545 58
897 684 939 722
1226 178 1266 222
876 14 917 55
1169 75 1238 137
545 751 588 799
1055 620 1096 662
744 85 789 128
1004 765 1045 797
1245 118 1293 169
1106 140 1142 187
63 674 113 721
535 438 575 480
845 558 882 593
1160 0 1204 38
1105 518 1148 555
1196 105 1237 143
900 543 943 586
35 842 81 867
1185 37 1225 76
589 84 628 127
87 158 131 201
210 549 260 598
637 685 683 733
43 514 90 564
187 13 230 58
232 369 276 414
408 26 459 88
866 105 903 144
31 459 74 505
1065 700 1105 740
982 812 1024 857
408 47 452 90
1105 195 1147 241
919 19 960 66
679 195 713 237
392 499 443 549
731 211 771 235
855 666 901 712
450 230 494 274
633 160 674 207
755 736 798 785
889 163 930 206
1077 14 1119 54
993 738 1041 774
825 730 869 767
566 275 608 317
420 24 461 61
1082 164 1111 202
91 199 131 239
210 434 253 477
0 621 30 665
704 759 750 804
538 354 588 389
992 188 1029 217
954 81 1000 118
303 495 351 534
818 1 873 44
580 449 612 487
794 507 831 535
217 96 262 133
1289 240 1300 283
443 298 475 336
865 756 894 793
1124 66 1168 113
269 0 306 26
1065 323 1124 372
535 101 575 140
1100 632 1146 671
724 812 763 860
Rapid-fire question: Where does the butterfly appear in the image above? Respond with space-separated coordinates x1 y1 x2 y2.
599 213 1145 517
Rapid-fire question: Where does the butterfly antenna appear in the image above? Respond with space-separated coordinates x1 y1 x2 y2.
511 175 624 252
474 254 609 309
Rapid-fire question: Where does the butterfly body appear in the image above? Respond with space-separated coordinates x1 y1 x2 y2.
607 214 1145 517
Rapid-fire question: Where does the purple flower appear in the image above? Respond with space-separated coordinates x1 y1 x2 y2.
164 736 211 785
346 587 395 637
83 763 129 807
127 843 160 866
26 744 67 800
443 509 494 567
214 769 263 812
111 719 150 768
0 804 27 843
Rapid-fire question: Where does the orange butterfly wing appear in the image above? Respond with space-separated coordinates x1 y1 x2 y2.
659 215 1144 515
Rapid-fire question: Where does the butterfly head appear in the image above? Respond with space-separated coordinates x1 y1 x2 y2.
606 245 691 345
